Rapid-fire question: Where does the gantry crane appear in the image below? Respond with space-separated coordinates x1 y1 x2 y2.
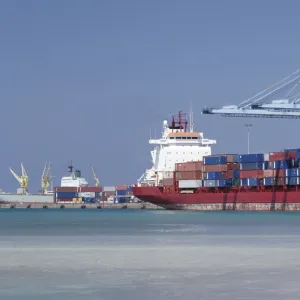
41 162 51 194
202 68 300 119
90 164 99 187
9 163 29 194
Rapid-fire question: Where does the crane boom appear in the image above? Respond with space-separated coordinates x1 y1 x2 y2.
90 164 99 187
9 163 29 193
41 162 51 194
202 68 300 118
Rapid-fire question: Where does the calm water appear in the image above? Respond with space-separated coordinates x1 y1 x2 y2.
1 209 300 299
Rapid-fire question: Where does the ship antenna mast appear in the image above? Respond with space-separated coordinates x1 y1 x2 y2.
189 103 194 132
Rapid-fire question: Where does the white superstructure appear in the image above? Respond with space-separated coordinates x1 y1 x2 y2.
61 164 88 188
138 111 216 185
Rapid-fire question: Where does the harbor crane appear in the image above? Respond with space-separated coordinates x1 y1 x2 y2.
41 162 51 194
90 164 99 187
202 68 300 119
9 163 29 194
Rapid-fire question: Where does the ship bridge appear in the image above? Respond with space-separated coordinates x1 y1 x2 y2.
138 111 217 186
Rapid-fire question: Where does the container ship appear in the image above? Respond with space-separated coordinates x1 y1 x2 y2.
132 111 300 211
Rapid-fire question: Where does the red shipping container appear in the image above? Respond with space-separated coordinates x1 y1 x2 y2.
269 151 296 162
54 187 78 192
115 184 128 190
223 170 236 179
263 170 274 177
240 170 264 179
175 171 203 180
175 161 203 172
272 169 285 177
203 164 228 172
227 163 240 170
78 187 103 192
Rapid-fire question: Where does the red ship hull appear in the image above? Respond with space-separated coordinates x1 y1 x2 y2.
132 186 300 211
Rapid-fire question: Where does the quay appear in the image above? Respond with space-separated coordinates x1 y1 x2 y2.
0 202 162 210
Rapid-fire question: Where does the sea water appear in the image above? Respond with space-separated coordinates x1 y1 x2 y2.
0 209 300 299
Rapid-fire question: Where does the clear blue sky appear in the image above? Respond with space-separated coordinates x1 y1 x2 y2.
0 0 299 191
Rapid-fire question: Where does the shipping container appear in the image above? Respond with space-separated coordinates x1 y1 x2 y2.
117 197 128 203
202 180 219 188
224 170 240 179
286 168 300 177
264 153 270 161
205 171 224 180
240 162 264 170
78 187 103 192
54 187 78 192
269 151 297 162
232 179 240 187
218 179 233 187
116 189 128 196
240 178 261 187
103 186 116 192
263 177 285 186
178 180 202 189
263 169 274 177
206 154 240 163
115 184 128 190
272 169 285 177
203 156 227 165
272 160 294 169
240 170 264 179
286 177 300 185
227 162 240 170
56 192 78 198
78 192 95 198
175 161 203 172
175 171 202 180
203 164 228 172
239 154 264 163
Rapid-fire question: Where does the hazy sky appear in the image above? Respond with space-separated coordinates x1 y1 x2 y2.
1 0 299 191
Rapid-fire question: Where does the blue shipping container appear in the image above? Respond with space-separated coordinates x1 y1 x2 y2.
116 190 128 196
240 178 260 187
203 156 227 165
272 160 294 169
118 197 128 203
286 177 299 185
232 170 240 179
206 172 224 180
240 162 264 170
56 192 78 198
218 179 232 187
239 154 264 163
285 168 299 177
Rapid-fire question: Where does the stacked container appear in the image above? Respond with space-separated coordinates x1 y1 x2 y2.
175 161 203 189
239 153 265 187
54 186 102 203
115 184 132 203
202 154 240 188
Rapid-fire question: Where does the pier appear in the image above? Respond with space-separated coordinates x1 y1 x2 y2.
0 202 162 210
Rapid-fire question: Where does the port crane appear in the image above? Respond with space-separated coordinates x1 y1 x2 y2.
202 69 300 119
9 163 29 194
41 162 51 194
90 164 99 187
